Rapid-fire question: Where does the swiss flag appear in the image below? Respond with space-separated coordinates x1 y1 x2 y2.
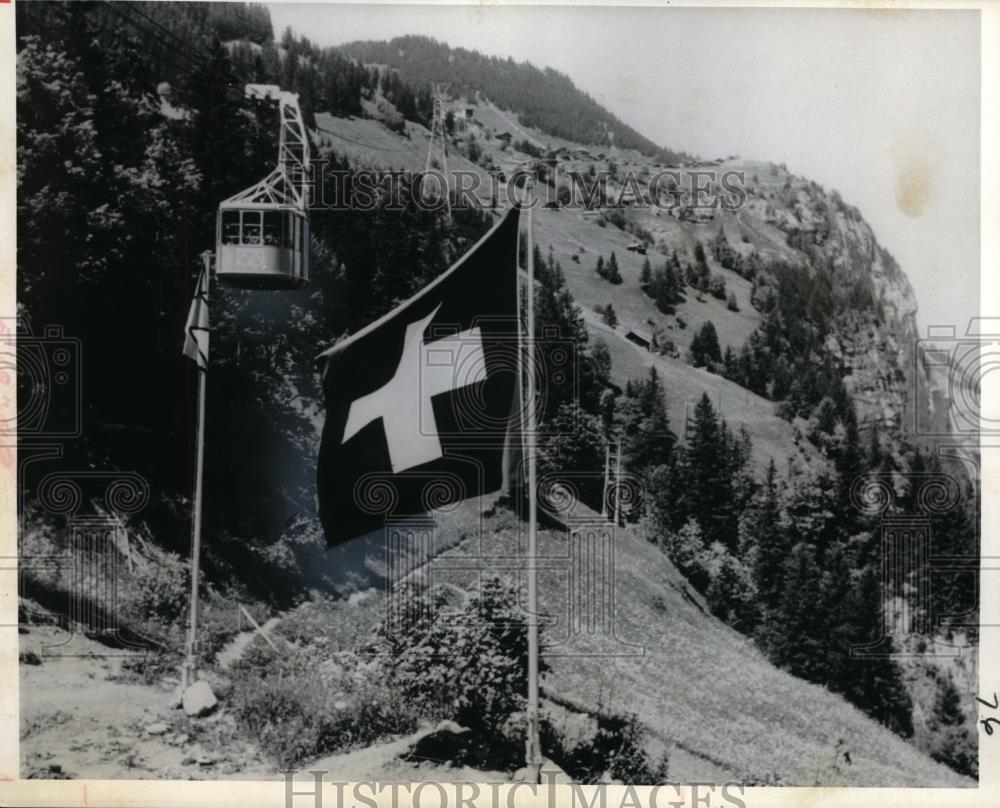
316 207 522 545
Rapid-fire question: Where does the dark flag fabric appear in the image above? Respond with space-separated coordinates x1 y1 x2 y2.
182 269 210 370
316 206 522 545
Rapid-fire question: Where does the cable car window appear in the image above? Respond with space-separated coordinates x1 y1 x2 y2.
241 211 262 245
222 211 240 245
262 212 282 246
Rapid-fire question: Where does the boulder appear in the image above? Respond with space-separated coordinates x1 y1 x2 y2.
169 684 185 709
145 722 169 736
182 680 218 717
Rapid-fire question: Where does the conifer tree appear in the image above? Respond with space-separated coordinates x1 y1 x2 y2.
688 320 722 368
750 459 788 617
677 393 734 546
834 408 867 531
836 565 915 737
618 367 676 477
768 543 826 679
605 251 623 284
539 402 607 509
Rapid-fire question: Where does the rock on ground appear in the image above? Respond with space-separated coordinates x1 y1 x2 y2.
182 680 218 717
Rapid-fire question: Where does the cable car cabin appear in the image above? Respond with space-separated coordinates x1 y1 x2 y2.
215 204 309 289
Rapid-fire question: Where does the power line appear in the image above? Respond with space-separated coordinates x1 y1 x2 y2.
119 1 208 69
48 2 195 79
99 2 204 74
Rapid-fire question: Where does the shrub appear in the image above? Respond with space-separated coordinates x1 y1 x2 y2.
118 555 188 631
371 576 540 735
230 656 419 768
928 725 977 778
704 545 759 632
549 712 670 784
228 639 421 768
708 273 727 300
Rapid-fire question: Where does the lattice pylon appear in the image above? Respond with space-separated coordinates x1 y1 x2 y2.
423 83 452 219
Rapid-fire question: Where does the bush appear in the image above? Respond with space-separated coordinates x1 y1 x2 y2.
118 555 189 631
548 712 669 784
228 639 421 767
371 576 540 735
708 273 727 300
230 654 419 768
928 725 977 778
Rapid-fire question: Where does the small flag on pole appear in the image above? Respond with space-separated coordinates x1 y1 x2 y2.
183 269 210 370
315 206 522 545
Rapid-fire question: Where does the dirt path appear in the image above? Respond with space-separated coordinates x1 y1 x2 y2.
19 629 272 780
215 616 282 669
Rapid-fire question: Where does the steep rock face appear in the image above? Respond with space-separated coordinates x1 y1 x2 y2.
764 176 942 443
826 213 921 435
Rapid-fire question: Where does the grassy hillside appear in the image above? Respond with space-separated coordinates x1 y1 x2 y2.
226 499 972 786
19 495 972 784
338 35 687 162
312 105 814 471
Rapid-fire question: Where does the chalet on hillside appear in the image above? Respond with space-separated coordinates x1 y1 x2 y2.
626 242 647 255
625 329 653 351
496 131 513 143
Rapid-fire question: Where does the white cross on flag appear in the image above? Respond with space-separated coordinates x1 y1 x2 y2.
316 207 522 545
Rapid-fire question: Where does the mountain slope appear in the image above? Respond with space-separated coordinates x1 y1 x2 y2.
259 498 971 786
16 3 975 785
338 35 687 162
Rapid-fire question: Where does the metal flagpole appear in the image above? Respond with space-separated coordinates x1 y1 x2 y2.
601 443 610 520
524 179 542 780
614 437 623 526
183 251 212 689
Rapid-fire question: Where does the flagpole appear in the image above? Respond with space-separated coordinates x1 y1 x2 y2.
614 437 622 526
601 443 610 520
183 250 212 690
524 179 542 780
